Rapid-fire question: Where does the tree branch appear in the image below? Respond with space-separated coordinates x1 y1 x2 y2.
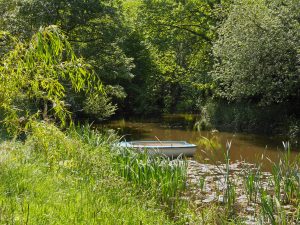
155 23 211 42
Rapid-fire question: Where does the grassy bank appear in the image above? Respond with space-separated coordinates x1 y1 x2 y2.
1 122 299 224
0 122 188 224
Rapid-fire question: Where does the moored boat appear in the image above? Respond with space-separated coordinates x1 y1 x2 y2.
118 141 197 157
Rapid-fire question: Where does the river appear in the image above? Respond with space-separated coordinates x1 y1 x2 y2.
103 114 299 170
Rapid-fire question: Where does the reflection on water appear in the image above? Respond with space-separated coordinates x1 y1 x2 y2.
101 115 299 170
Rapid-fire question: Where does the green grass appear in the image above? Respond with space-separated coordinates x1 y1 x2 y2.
2 122 298 224
0 122 179 224
111 146 187 209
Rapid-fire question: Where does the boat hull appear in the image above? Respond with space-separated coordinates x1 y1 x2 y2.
118 141 197 157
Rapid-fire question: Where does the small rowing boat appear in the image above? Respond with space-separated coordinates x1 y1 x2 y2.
118 141 197 157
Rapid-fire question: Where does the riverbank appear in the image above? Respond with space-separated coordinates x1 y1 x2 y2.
0 122 181 224
0 122 299 224
186 160 299 224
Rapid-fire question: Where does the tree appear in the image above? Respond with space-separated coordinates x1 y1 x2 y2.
212 0 300 105
121 0 221 114
0 0 134 119
0 26 103 134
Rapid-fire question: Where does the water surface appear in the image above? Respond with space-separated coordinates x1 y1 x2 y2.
102 115 299 170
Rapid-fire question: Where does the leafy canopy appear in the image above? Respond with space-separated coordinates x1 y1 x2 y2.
0 0 135 119
212 0 300 105
121 0 220 114
0 25 102 134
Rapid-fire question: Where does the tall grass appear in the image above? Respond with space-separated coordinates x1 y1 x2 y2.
111 145 188 216
0 122 177 224
69 123 190 218
243 155 264 205
72 124 197 222
269 142 300 205
256 142 300 224
222 141 236 218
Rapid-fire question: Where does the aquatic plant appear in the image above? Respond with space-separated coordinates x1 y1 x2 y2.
243 155 264 213
223 141 236 217
259 191 276 225
197 136 222 156
272 163 282 201
297 204 300 223
194 106 212 131
198 177 205 192
281 142 300 204
68 122 117 147
259 192 290 225
269 142 300 204
274 196 288 225
244 170 256 203
111 145 188 213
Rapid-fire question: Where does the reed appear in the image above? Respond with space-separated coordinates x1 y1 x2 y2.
259 192 290 225
260 190 276 225
281 142 299 204
269 142 300 204
272 163 282 201
297 204 300 222
255 142 300 224
111 145 188 209
274 196 287 225
244 170 256 203
198 176 205 192
223 141 236 217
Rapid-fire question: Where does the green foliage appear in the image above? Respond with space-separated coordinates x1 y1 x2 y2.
0 26 102 134
197 136 222 153
119 31 159 115
223 141 236 217
0 122 174 224
1 0 134 119
120 0 219 114
270 142 300 205
0 0 299 136
212 0 300 105
83 93 117 121
244 171 256 203
0 31 16 58
200 100 300 137
111 146 188 218
198 176 205 192
260 191 276 224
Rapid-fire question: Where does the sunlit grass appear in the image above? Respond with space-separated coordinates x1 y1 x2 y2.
1 122 298 224
0 122 176 224
111 145 188 217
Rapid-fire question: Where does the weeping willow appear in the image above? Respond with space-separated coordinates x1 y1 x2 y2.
0 25 102 134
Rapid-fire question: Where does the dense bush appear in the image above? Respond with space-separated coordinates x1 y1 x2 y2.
212 0 300 105
200 100 300 140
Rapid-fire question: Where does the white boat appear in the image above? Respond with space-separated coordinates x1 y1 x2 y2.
118 141 197 157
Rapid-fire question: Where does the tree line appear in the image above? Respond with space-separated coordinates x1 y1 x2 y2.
0 0 299 137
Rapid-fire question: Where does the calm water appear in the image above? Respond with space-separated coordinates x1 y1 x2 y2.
102 114 299 170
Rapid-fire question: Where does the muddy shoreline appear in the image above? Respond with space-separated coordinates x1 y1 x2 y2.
186 160 298 224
